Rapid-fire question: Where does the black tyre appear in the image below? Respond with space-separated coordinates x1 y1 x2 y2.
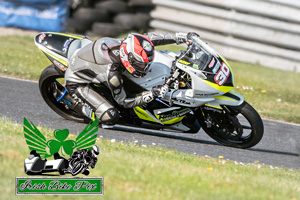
59 169 65 175
113 13 151 30
92 22 131 37
73 8 110 22
70 0 94 10
95 0 130 14
71 162 86 176
198 101 264 148
129 0 153 6
39 65 89 123
67 18 93 34
113 13 136 28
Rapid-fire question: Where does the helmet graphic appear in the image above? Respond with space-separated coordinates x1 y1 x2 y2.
91 145 100 157
120 34 154 78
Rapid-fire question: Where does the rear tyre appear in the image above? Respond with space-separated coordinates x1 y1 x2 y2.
197 101 264 148
39 65 89 123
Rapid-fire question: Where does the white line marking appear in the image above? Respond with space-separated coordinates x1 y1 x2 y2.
0 75 37 83
263 118 300 127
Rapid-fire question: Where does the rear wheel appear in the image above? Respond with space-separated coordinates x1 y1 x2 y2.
39 65 89 123
197 101 264 148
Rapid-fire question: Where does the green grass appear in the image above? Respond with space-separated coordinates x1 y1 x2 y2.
0 118 299 200
0 35 300 123
230 61 300 124
0 35 50 80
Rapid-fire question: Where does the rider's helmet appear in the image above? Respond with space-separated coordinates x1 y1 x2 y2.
91 145 100 157
120 33 154 78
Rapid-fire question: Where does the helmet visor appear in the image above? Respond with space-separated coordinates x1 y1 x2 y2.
129 53 152 76
132 60 152 71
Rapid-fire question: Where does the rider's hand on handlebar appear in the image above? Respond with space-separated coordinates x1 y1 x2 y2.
175 32 200 45
187 32 200 42
152 84 169 98
175 32 188 44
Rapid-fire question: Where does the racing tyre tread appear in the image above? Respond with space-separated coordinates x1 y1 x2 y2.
199 101 264 149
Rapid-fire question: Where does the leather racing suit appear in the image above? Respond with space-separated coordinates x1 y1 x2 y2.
64 32 186 124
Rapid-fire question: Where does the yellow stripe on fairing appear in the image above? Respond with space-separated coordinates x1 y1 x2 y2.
134 107 159 123
49 32 84 40
202 79 233 93
214 96 235 101
155 115 185 125
43 50 68 67
204 104 222 110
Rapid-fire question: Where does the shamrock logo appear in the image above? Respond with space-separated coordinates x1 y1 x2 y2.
23 118 99 159
47 129 76 157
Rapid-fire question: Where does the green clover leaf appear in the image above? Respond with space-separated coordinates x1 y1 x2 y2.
62 140 76 156
47 139 61 156
54 129 69 142
46 129 76 157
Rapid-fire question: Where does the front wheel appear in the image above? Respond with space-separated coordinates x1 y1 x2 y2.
197 101 264 149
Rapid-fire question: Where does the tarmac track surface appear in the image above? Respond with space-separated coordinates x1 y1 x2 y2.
0 76 299 169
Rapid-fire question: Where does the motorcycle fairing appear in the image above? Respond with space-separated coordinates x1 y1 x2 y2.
133 106 191 125
205 91 244 110
133 106 163 124
34 32 92 71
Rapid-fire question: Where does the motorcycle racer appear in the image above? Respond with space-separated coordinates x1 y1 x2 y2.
66 145 100 176
63 32 197 125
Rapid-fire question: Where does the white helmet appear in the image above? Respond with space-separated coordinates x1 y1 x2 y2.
120 33 154 77
91 145 100 157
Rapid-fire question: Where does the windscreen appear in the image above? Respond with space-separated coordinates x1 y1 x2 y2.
180 42 214 72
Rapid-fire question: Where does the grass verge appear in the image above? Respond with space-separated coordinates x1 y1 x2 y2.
0 118 299 200
0 36 300 124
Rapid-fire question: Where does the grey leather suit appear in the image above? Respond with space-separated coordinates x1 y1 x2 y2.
64 32 183 124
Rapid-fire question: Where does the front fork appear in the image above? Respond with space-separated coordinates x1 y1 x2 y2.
198 104 244 140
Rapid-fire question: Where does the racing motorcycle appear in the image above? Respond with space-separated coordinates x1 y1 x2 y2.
34 32 264 149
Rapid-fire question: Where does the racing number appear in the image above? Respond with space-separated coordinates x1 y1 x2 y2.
214 62 230 86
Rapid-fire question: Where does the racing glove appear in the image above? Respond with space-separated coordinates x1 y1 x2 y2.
187 32 200 42
175 32 200 44
152 84 169 98
175 32 187 44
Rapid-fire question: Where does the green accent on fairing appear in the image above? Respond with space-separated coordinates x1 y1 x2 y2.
133 107 159 123
202 79 233 93
204 104 222 110
214 96 235 102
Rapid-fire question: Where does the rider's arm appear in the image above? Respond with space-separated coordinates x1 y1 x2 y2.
143 32 187 46
107 64 153 108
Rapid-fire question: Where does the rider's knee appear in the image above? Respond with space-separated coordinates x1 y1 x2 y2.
98 108 119 124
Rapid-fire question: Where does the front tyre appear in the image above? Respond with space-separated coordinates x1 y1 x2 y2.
198 101 264 149
39 65 89 123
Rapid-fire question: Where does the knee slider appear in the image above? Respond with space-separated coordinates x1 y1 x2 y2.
99 108 119 124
